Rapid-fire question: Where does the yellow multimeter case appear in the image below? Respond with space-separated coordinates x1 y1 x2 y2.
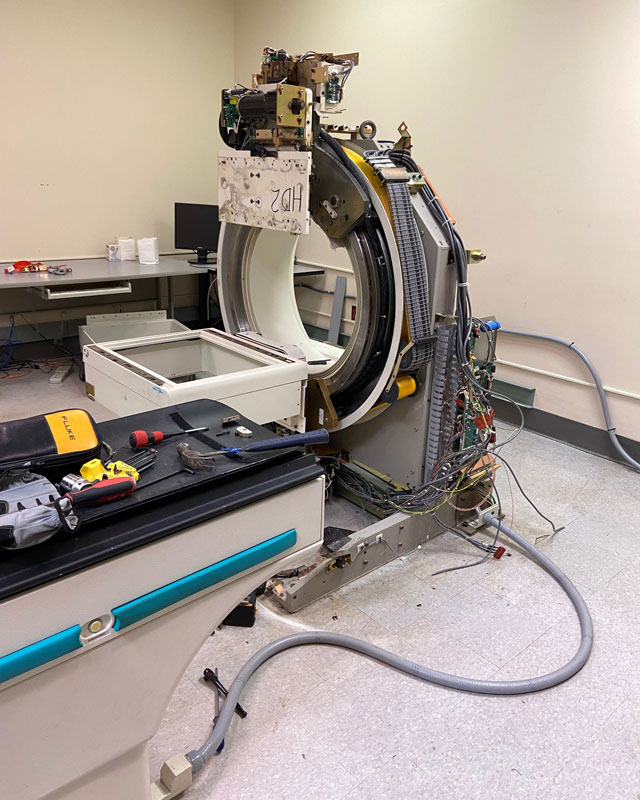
0 408 102 472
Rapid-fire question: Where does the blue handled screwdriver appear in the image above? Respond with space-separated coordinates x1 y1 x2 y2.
221 428 329 456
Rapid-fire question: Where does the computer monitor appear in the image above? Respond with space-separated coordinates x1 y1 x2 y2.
174 202 221 266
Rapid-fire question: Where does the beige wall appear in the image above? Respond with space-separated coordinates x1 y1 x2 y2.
233 0 640 439
0 0 234 262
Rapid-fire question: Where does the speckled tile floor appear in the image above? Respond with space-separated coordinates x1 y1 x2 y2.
4 371 640 799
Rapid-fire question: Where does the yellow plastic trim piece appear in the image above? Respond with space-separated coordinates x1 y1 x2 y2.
366 374 418 415
341 147 391 220
396 374 417 400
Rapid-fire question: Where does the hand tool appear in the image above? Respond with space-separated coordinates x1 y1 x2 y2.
176 443 217 471
80 451 157 483
176 428 330 467
61 475 137 505
129 427 208 449
221 428 329 456
202 668 227 753
135 467 195 491
202 668 247 718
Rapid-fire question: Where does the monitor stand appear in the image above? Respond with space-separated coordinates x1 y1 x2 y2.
188 248 217 267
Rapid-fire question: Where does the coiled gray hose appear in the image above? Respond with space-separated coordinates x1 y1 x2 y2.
500 329 640 471
187 512 593 774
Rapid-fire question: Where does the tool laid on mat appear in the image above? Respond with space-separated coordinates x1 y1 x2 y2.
129 427 208 449
80 451 157 483
221 428 329 456
176 428 329 469
59 474 137 505
176 443 217 471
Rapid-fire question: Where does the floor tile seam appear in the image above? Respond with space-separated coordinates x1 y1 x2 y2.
377 575 487 631
329 592 402 635
553 690 635 776
462 578 562 633
412 617 504 670
539 527 630 566
484 616 560 679
477 559 578 617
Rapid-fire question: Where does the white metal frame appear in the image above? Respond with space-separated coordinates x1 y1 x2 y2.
83 328 308 431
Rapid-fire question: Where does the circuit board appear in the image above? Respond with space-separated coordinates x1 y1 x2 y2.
219 48 359 154
221 89 239 129
461 329 496 449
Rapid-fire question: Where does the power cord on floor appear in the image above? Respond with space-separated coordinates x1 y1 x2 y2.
178 513 593 778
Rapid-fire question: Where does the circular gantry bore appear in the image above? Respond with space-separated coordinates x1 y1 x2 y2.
218 215 396 423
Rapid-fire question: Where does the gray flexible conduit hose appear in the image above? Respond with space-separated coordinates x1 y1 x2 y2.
500 329 640 472
187 513 593 774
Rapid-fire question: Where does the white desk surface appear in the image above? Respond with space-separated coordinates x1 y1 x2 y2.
0 255 202 289
0 255 324 290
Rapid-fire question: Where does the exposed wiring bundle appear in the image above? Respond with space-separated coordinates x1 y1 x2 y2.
0 315 76 379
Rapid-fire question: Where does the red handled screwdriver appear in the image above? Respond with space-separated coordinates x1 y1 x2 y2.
64 475 137 505
129 426 208 449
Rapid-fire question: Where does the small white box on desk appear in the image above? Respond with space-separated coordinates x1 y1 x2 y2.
137 237 159 265
117 237 136 261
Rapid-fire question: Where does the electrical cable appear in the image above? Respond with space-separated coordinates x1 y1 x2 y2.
318 129 375 202
385 149 526 448
0 315 16 368
433 511 499 554
500 329 640 472
186 511 593 774
432 480 504 575
17 313 76 359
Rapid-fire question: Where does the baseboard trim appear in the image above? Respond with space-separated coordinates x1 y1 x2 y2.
493 399 640 467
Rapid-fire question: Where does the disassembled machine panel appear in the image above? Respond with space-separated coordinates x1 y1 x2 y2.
84 328 308 431
218 151 311 233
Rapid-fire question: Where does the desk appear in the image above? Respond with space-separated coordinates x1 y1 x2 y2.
0 255 204 319
0 256 326 326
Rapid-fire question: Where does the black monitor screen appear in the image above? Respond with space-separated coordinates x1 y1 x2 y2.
174 203 220 251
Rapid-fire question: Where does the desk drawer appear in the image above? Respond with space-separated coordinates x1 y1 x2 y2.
29 281 132 301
